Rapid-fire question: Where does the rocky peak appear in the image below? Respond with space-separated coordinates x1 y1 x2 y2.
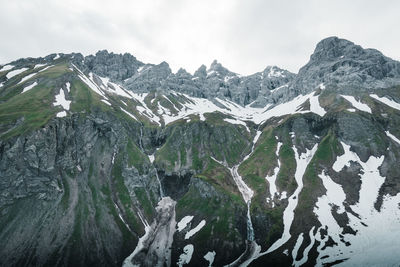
123 61 172 93
209 59 220 69
83 50 144 81
156 61 171 72
193 65 207 78
294 36 400 94
262 65 294 79
311 37 360 61
207 60 236 78
176 68 190 76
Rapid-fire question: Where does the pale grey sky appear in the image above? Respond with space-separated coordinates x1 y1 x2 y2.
1 0 399 75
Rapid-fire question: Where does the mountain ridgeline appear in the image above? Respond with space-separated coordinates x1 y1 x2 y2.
0 37 400 267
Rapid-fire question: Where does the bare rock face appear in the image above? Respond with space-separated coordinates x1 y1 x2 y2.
84 50 144 81
124 61 172 93
293 36 400 94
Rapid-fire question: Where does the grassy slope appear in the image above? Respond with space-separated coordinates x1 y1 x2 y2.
0 65 70 139
156 113 251 172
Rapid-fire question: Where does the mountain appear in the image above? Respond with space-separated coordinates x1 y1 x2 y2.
0 37 400 267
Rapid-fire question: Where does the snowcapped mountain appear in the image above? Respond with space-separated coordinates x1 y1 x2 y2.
0 37 400 267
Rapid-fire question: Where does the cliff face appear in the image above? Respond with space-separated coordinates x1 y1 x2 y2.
1 37 400 266
0 112 156 266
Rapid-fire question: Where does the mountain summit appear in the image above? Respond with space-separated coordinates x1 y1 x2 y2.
294 36 400 94
0 37 400 267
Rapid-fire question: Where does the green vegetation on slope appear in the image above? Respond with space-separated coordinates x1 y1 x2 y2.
297 131 341 214
156 118 251 172
239 129 277 201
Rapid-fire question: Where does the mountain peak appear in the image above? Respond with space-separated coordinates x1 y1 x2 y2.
209 59 223 71
311 36 359 61
295 36 400 94
208 60 235 77
210 59 219 68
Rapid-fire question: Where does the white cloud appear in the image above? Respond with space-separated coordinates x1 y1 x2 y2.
0 0 399 75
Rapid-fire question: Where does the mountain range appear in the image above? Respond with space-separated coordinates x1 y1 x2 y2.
0 36 400 267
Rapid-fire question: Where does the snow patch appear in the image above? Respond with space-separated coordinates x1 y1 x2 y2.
309 93 326 116
224 75 235 83
268 67 285 78
53 88 71 110
253 131 262 144
230 164 254 204
66 82 71 92
6 67 29 79
223 118 250 132
77 72 105 97
56 111 67 118
371 94 400 111
177 216 193 232
265 142 282 199
314 171 346 246
341 95 372 113
121 108 137 121
22 82 38 93
185 220 206 239
17 72 37 85
203 251 216 267
270 84 288 93
101 99 112 106
386 131 400 145
38 65 53 73
33 64 46 69
148 154 155 164
294 227 316 266
291 233 304 263
266 144 318 253
332 142 358 172
0 64 14 72
177 244 194 266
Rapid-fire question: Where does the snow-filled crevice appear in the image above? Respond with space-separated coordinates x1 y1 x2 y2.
293 226 316 267
265 141 283 203
266 144 318 254
234 144 318 267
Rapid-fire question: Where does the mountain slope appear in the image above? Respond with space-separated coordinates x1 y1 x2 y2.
0 37 400 267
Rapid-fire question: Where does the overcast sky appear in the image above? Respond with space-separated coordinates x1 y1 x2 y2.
1 0 399 75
